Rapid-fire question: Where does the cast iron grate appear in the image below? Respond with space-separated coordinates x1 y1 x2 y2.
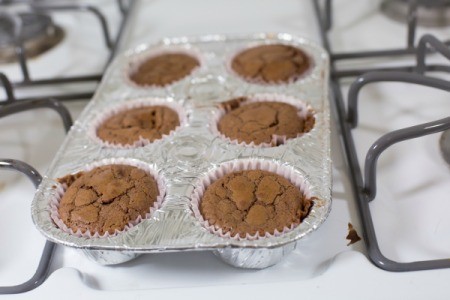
0 72 73 294
0 1 136 294
0 0 136 103
313 0 450 271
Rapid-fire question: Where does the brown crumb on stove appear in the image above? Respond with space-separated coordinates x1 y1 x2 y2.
346 222 361 246
0 181 5 192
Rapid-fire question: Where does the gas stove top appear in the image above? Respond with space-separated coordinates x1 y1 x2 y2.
1 0 450 298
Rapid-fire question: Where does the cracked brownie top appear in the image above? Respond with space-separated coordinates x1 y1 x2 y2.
57 164 159 235
231 44 310 84
217 100 314 146
199 169 312 237
96 105 180 146
130 53 200 86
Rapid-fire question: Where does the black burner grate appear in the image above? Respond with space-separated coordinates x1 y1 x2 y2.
0 73 72 294
0 0 135 294
313 0 450 272
0 0 136 102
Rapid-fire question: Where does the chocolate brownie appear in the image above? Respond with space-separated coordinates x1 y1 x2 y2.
57 164 159 235
130 53 199 86
96 105 180 145
231 44 310 84
200 170 312 237
217 99 314 145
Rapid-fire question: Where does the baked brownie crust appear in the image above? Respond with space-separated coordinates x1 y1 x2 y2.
231 44 310 84
130 53 199 86
96 105 179 145
200 170 312 237
218 101 313 145
58 164 159 235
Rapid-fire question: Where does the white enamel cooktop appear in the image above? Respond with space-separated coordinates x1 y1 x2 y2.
1 0 450 298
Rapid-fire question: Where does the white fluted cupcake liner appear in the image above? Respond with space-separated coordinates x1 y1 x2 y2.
191 158 314 241
124 45 205 89
50 158 166 238
211 93 315 148
226 42 315 86
88 97 187 149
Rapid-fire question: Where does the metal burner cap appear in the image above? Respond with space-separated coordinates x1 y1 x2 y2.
0 12 64 63
381 0 450 27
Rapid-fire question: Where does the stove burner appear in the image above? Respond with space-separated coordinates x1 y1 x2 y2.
381 0 450 27
0 13 64 63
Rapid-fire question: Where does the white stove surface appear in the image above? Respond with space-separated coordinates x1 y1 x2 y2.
1 0 450 298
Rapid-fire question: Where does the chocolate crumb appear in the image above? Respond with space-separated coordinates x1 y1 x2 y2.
219 97 247 112
346 222 361 246
57 172 84 187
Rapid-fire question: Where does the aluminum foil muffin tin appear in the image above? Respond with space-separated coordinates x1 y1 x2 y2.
31 33 331 269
